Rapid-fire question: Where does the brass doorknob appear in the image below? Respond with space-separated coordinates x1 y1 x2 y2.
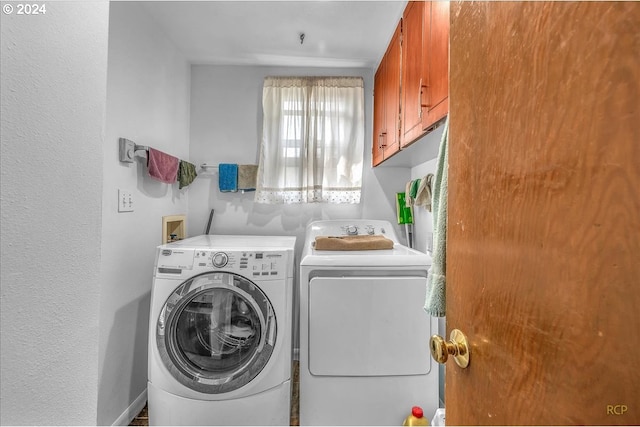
430 329 470 368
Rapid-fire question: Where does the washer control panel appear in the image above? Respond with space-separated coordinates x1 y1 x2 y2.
194 250 288 278
212 252 228 268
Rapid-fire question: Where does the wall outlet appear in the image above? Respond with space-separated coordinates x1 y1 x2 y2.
118 189 134 212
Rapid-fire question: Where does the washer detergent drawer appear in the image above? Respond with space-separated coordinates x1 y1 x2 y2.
308 276 431 376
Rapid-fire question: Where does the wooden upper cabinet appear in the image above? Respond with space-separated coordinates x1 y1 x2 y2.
401 1 426 148
385 23 402 157
372 21 402 166
422 1 449 131
372 63 385 166
372 2 449 166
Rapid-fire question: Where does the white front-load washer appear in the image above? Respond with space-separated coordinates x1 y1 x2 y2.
299 220 438 426
148 235 296 426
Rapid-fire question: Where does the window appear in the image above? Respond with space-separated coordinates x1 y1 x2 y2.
255 76 364 204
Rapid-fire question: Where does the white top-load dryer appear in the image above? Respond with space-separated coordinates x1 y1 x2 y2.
299 220 438 426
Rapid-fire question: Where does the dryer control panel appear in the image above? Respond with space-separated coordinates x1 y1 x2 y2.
340 224 387 236
306 220 400 243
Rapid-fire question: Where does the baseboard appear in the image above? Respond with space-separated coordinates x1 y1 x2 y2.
113 388 147 426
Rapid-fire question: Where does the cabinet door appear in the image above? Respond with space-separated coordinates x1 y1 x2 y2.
383 22 402 158
372 20 403 167
401 1 426 148
372 63 385 167
422 1 449 130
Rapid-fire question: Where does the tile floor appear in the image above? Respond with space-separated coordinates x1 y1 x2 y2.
129 405 148 426
131 362 299 426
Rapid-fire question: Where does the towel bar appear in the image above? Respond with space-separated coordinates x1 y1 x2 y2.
119 138 149 163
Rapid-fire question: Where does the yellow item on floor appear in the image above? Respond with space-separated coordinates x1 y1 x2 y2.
402 406 429 426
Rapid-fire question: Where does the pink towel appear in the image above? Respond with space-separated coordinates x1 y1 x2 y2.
147 148 179 184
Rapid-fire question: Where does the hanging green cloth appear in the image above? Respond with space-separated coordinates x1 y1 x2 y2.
178 160 198 189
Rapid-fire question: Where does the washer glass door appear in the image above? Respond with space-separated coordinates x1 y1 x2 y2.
157 272 276 394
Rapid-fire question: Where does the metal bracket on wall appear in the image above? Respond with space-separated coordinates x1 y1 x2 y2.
119 138 135 163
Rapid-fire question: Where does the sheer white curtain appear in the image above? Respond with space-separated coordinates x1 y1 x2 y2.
255 76 364 204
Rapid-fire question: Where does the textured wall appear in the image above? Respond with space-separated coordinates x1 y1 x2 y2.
0 2 109 424
98 3 191 425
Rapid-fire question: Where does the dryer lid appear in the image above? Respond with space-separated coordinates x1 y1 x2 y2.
300 244 431 267
303 219 400 243
300 219 430 267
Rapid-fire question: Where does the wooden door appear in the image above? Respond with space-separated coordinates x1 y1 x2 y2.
447 2 640 425
401 1 425 147
422 1 449 131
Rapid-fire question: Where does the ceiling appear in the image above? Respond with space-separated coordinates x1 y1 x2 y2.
139 1 407 68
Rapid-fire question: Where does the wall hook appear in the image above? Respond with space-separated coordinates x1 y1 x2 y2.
300 33 305 44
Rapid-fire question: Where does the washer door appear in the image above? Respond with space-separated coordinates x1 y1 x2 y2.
156 272 276 394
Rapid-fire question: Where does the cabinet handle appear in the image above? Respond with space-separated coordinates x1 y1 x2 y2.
379 132 387 148
419 79 424 117
420 79 430 110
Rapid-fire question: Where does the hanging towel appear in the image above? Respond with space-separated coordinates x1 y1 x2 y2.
410 178 421 200
147 148 179 184
415 173 434 211
425 117 448 317
218 163 238 192
178 160 198 189
238 165 258 191
405 181 414 207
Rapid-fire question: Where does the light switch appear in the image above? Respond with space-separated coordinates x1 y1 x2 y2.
118 189 134 212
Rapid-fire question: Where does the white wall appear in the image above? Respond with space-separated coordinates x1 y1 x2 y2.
0 2 109 425
98 3 191 425
409 124 447 408
188 65 410 255
410 125 446 254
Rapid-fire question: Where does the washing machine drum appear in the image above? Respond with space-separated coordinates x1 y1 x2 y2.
156 271 277 394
